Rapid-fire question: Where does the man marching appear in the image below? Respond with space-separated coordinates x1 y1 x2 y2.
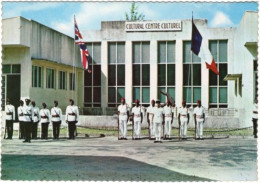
5 98 15 139
18 100 24 139
117 98 129 140
178 100 189 140
39 103 51 140
153 100 164 143
147 99 155 139
31 101 40 139
163 100 174 139
22 99 33 143
66 99 79 139
193 100 205 140
51 100 62 140
131 99 143 140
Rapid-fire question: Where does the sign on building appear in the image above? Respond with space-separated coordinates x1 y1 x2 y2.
125 20 182 32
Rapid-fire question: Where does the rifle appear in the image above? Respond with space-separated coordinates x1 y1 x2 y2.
148 119 151 140
194 115 197 139
117 114 119 140
178 120 180 141
132 116 134 140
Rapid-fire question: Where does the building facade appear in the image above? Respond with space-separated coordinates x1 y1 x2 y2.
1 11 258 127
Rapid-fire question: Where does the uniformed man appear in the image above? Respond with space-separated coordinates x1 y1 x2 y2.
154 100 164 143
117 98 129 140
163 100 173 139
51 100 62 140
147 99 155 139
66 99 79 139
39 103 51 140
178 100 189 140
5 98 15 139
22 99 33 143
194 100 205 140
18 100 25 139
132 99 143 140
252 97 258 138
31 101 40 139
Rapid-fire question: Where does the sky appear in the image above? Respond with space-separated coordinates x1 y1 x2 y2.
2 1 258 37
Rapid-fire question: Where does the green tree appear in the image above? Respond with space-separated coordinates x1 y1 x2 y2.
125 2 145 21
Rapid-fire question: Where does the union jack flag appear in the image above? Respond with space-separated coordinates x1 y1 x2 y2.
74 17 91 73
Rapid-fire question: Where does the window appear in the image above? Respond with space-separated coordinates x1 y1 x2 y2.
209 40 228 108
183 41 201 106
254 60 258 101
108 42 125 107
69 73 75 90
46 68 55 89
32 65 43 88
133 42 150 107
84 42 102 107
2 64 21 74
58 71 67 90
158 41 176 103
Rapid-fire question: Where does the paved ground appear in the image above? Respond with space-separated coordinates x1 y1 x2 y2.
1 136 258 181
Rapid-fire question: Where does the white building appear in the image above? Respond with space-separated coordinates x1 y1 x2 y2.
1 11 257 127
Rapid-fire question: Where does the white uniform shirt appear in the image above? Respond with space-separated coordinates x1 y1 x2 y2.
163 105 173 121
32 106 40 123
66 105 79 122
118 104 129 121
5 104 15 120
17 106 24 121
23 105 34 122
153 107 164 123
253 103 258 119
39 108 51 123
147 105 155 121
194 106 205 121
132 106 143 121
51 107 62 122
178 106 189 119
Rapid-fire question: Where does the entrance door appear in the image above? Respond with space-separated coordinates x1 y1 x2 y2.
7 75 20 121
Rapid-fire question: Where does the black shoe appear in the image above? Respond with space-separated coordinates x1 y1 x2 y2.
28 140 31 143
23 140 28 143
154 141 158 143
254 135 258 138
124 138 127 140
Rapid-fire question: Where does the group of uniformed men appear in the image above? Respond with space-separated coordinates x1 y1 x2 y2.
4 98 79 142
118 98 205 143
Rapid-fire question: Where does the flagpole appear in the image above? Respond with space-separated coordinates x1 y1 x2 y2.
73 15 76 105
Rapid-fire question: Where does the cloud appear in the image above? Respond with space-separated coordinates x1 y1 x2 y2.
210 11 234 27
51 2 158 37
3 2 60 18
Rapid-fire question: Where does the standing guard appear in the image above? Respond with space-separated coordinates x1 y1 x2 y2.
22 99 33 143
178 100 189 140
117 98 129 140
153 100 164 143
31 101 40 139
18 100 24 139
163 100 173 139
51 100 62 140
5 98 15 139
147 100 155 140
66 99 79 139
252 97 258 138
39 103 51 140
193 100 205 140
131 99 143 140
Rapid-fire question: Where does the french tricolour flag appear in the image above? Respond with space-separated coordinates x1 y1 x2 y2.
74 17 91 73
191 18 219 75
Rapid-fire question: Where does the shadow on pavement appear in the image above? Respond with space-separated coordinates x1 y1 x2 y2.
1 154 212 181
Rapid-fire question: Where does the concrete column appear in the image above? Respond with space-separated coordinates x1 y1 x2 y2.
201 63 209 108
150 40 158 101
125 41 133 107
175 39 183 107
101 41 108 113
